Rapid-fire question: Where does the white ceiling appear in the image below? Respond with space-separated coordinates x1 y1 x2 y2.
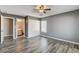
0 5 79 18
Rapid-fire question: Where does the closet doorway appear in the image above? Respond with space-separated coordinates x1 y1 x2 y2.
3 16 13 40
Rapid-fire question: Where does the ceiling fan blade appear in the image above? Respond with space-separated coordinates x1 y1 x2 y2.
44 8 51 10
43 11 46 14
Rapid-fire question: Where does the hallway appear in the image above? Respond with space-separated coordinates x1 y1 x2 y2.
0 36 79 53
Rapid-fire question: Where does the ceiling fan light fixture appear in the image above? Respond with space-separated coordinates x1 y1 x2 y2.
35 5 51 13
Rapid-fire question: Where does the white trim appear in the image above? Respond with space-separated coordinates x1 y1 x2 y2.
13 18 16 39
27 35 41 38
41 35 79 45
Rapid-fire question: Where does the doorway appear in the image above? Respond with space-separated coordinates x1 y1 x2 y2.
3 17 13 40
16 18 25 38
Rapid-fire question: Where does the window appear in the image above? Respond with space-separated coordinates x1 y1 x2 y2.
41 20 47 33
28 19 40 37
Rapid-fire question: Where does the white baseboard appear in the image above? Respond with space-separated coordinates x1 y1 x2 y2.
27 35 41 38
41 35 79 45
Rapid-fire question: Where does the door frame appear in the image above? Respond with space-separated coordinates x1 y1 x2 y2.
1 15 16 44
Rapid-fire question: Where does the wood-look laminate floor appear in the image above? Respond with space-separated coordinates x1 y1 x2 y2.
0 36 79 53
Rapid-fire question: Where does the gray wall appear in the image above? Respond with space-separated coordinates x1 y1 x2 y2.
41 10 79 43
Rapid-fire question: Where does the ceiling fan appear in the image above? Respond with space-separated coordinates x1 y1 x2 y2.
34 5 51 14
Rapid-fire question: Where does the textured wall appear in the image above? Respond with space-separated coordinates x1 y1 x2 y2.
41 10 79 43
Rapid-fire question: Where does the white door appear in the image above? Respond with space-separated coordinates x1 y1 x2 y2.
13 18 17 39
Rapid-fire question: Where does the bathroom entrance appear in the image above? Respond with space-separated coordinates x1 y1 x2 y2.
16 18 25 38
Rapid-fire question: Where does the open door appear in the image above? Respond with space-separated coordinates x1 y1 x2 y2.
1 15 4 44
13 18 17 39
